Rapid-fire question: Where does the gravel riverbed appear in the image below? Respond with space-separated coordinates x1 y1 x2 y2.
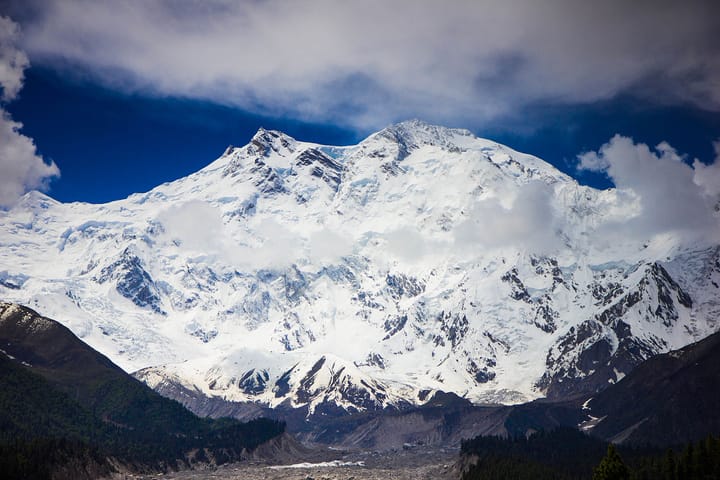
124 446 459 480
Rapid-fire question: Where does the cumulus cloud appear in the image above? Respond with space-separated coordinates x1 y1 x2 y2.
0 16 59 208
306 227 354 264
0 16 28 101
577 135 720 242
9 0 720 129
692 141 720 201
0 112 60 207
365 182 562 262
246 218 304 269
251 220 361 268
448 137 720 255
381 226 447 264
159 204 300 268
454 181 560 253
158 200 227 254
159 201 359 269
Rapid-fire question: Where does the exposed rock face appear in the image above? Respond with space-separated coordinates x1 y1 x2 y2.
540 261 697 399
582 330 720 446
96 247 164 314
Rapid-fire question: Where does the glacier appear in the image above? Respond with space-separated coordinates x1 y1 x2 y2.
0 120 718 413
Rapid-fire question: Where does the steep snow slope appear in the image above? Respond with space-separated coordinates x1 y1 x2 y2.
1 120 718 412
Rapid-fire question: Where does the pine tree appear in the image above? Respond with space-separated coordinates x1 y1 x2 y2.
593 444 630 480
663 449 676 480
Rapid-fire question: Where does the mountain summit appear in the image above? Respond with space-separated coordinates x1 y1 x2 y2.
1 121 718 415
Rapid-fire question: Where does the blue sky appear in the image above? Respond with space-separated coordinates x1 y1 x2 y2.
7 66 359 203
1 0 719 204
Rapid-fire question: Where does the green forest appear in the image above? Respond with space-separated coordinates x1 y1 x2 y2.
461 427 720 480
0 353 285 479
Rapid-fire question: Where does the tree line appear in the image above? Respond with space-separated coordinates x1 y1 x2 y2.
461 427 720 480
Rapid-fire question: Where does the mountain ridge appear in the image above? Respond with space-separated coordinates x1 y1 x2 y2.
583 328 720 445
0 120 718 416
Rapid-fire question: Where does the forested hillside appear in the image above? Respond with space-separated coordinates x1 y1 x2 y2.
0 302 285 479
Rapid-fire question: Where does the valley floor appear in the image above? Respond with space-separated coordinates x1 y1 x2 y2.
126 446 458 480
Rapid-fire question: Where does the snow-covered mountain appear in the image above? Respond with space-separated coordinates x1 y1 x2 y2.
1 120 718 415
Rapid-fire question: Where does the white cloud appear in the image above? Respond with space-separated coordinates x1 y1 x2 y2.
578 135 720 242
382 226 444 263
576 149 609 173
306 228 354 265
11 0 720 129
245 218 304 269
0 112 60 207
0 16 59 208
0 16 28 101
159 202 358 270
158 200 227 254
692 140 720 202
158 204 301 269
454 181 559 254
366 182 562 261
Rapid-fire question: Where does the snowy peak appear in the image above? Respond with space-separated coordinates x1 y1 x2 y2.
356 119 571 185
540 260 698 399
293 148 343 191
137 352 411 416
222 128 297 181
272 354 408 414
248 127 298 158
9 190 60 214
0 121 718 416
364 120 474 161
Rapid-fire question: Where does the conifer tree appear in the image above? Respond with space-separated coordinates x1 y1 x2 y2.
593 444 629 480
663 449 676 480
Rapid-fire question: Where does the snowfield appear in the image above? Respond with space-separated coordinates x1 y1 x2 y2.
1 120 718 411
